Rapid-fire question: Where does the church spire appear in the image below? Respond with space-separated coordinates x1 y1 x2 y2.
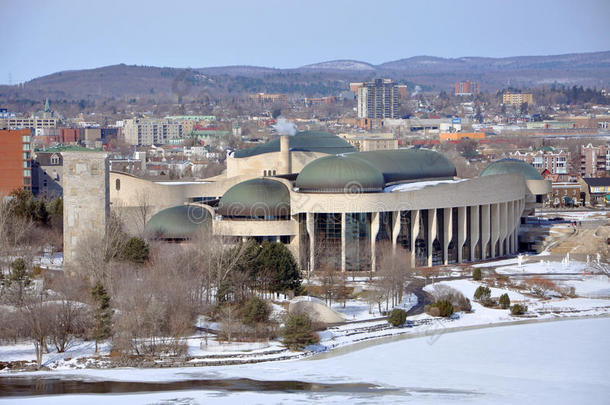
44 98 50 112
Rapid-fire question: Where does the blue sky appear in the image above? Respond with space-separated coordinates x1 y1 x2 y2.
1 0 609 84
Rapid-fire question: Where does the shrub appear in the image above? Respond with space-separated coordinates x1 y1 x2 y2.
281 313 319 350
241 296 271 326
431 285 471 312
120 237 150 264
525 277 557 298
472 268 482 281
387 308 407 327
474 286 491 301
426 299 454 317
510 304 528 315
499 293 511 309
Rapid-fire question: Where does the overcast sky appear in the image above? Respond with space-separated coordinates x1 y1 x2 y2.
1 0 609 84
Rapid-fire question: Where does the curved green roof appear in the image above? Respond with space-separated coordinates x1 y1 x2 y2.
218 178 290 217
348 148 457 184
146 205 211 239
295 155 385 193
233 131 356 158
479 158 543 180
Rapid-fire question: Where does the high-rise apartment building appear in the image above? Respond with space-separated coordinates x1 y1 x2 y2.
454 80 480 96
580 143 610 177
502 92 534 106
123 118 183 145
0 129 32 194
357 79 400 119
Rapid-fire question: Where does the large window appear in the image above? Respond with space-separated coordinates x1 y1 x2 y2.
345 212 370 271
314 213 342 270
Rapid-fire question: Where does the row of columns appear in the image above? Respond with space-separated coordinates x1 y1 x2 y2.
304 199 524 272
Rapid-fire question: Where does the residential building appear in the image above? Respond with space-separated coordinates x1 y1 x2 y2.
580 143 610 177
0 117 58 130
340 133 398 151
454 80 480 96
548 182 582 207
502 92 534 106
0 129 32 194
123 118 183 146
357 79 400 119
578 177 610 206
32 151 63 197
509 148 570 175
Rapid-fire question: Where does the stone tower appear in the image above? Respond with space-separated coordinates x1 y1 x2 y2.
62 151 109 266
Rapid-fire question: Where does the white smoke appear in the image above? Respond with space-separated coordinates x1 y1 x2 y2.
411 85 422 97
272 118 297 136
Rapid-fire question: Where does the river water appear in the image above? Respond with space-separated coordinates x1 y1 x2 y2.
1 317 609 404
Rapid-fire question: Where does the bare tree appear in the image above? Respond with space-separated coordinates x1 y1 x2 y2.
376 242 413 308
20 291 54 367
133 189 152 237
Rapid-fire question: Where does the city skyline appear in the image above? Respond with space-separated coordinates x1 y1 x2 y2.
2 0 610 85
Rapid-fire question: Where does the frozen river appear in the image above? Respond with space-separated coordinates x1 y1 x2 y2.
2 317 609 404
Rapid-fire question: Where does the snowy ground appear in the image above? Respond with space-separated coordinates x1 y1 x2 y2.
2 317 609 404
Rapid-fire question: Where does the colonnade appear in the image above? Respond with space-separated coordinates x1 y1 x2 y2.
305 199 525 272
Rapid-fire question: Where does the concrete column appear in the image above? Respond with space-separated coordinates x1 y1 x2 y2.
457 206 467 263
507 201 515 254
443 207 452 265
410 210 420 268
513 200 521 253
427 209 437 267
469 205 480 262
480 204 491 260
500 202 508 256
306 212 315 272
391 211 400 251
491 203 500 258
370 212 380 272
341 213 347 272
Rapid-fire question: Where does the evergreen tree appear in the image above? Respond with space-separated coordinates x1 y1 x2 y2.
472 268 482 281
499 293 511 309
119 237 149 264
387 308 407 327
241 295 270 326
281 313 318 350
6 258 31 305
91 282 112 353
257 242 301 295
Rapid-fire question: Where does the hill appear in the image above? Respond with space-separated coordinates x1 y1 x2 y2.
0 51 608 102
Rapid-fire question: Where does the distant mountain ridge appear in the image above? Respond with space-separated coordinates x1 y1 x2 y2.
1 51 609 101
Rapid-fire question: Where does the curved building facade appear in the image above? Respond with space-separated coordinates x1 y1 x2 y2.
107 131 549 272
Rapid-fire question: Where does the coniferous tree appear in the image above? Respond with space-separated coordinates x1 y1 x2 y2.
499 293 511 309
6 258 31 305
91 282 112 353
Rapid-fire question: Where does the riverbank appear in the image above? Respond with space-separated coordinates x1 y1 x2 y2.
2 317 609 404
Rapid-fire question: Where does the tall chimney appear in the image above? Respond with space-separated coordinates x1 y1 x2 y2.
278 135 291 174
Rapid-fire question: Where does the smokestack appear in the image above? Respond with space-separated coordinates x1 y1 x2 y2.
279 135 291 174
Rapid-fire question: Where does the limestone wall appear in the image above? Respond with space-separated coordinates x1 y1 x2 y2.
62 152 109 266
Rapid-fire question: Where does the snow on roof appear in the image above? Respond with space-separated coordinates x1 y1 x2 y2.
384 179 467 192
